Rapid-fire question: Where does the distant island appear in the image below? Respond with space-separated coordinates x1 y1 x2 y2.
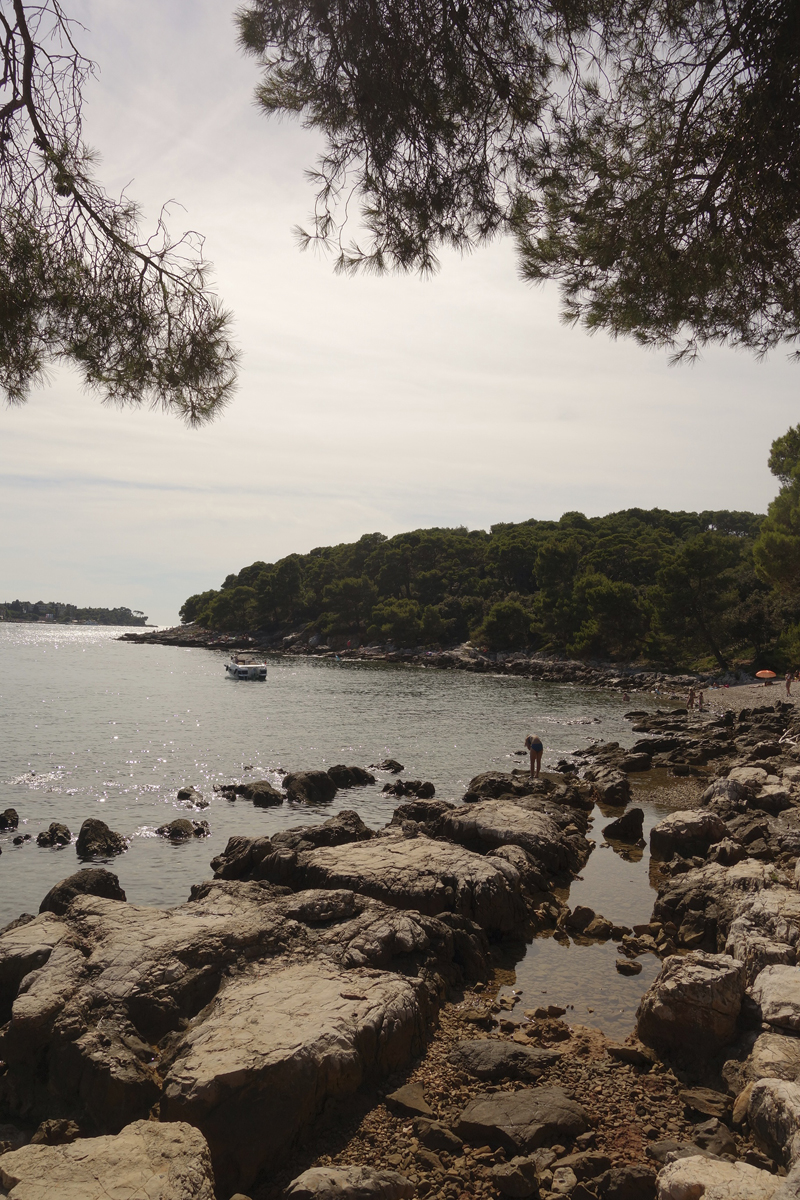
0 600 148 626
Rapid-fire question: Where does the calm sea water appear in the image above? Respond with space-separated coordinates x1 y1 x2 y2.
0 625 686 1035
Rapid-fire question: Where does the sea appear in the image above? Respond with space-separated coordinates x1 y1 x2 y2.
0 623 687 1036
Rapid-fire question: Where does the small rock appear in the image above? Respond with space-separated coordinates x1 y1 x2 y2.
617 958 643 975
679 1087 732 1120
552 1165 577 1194
155 819 210 840
30 1119 80 1146
373 759 405 773
75 818 127 858
385 1082 433 1118
0 808 19 831
490 1156 539 1197
284 1165 414 1199
326 765 376 788
36 823 71 848
603 808 645 843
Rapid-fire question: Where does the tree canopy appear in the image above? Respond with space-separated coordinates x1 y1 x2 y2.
238 0 800 358
181 503 800 671
1 1 238 422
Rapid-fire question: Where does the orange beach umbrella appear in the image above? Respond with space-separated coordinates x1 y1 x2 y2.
756 670 777 678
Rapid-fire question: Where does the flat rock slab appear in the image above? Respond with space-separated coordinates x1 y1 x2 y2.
637 951 746 1057
0 1119 215 1200
436 799 584 874
751 965 800 1031
656 1153 782 1199
385 1082 433 1117
285 1165 414 1198
161 960 428 1195
448 1038 561 1081
455 1086 590 1153
259 829 527 933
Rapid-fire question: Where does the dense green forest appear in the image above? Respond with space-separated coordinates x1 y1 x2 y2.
181 501 800 672
0 600 148 626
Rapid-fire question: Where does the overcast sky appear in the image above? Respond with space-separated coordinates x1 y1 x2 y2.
2 0 798 625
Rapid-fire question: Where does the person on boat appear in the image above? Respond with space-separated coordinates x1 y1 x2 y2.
525 734 543 778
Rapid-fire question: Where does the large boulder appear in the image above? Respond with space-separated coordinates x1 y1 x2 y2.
0 1119 215 1200
728 891 800 983
38 868 126 916
0 885 488 1194
603 808 645 843
254 828 527 934
285 1165 414 1199
240 779 284 806
436 797 590 876
75 818 127 858
751 966 800 1032
748 1078 800 1166
455 1086 590 1153
283 770 338 804
649 810 728 861
656 1155 782 1199
653 860 782 953
747 1033 800 1084
636 951 747 1057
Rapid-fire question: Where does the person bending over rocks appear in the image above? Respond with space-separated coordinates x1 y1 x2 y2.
525 734 543 778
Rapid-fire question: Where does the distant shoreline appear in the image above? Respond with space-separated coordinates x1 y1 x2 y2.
119 622 753 696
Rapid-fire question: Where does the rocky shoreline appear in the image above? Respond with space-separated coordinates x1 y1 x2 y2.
3 701 800 1198
119 624 735 694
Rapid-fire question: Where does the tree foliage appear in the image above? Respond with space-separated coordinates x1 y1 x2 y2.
238 0 800 357
1 1 238 420
182 504 793 668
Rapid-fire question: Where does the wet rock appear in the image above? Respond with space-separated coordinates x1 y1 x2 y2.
382 780 436 799
0 1119 215 1200
254 827 528 934
156 819 210 840
656 1156 780 1199
35 823 71 848
650 810 728 861
617 958 643 975
210 812 375 882
455 1086 590 1153
38 866 126 916
240 779 284 806
748 1078 800 1166
75 818 127 858
437 797 590 877
177 785 207 808
327 765 376 789
750 965 800 1031
448 1038 562 1080
636 951 747 1057
604 808 645 843
283 770 338 804
584 765 631 806
0 808 19 831
285 1165 414 1199
373 759 404 773
385 1081 433 1117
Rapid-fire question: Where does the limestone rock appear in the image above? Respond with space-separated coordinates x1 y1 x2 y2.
156 819 210 840
654 860 781 953
650 810 728 861
35 823 71 848
75 818 127 858
283 770 338 804
38 867 126 916
604 808 645 843
448 1038 561 1080
437 797 590 876
656 1155 781 1199
240 779 284 806
254 827 528 934
748 1032 800 1084
636 951 746 1056
726 888 800 983
751 965 800 1031
0 1119 215 1200
455 1086 590 1153
327 765 376 789
285 1165 414 1199
748 1078 800 1166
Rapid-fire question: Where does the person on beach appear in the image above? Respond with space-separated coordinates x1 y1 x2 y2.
525 734 543 777
787 671 793 696
688 687 695 710
697 690 704 712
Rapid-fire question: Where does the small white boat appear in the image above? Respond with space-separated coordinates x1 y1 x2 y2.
224 653 268 680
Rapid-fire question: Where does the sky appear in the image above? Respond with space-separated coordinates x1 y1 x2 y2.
1 0 798 625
